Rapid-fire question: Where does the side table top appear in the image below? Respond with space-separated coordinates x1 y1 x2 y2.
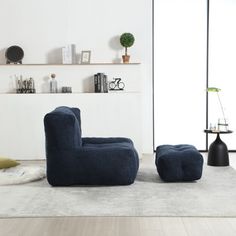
204 129 233 134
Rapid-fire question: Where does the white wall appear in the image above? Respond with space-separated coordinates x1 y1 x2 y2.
0 0 153 155
0 93 142 159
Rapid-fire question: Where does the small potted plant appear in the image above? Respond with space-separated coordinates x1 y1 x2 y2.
207 87 228 131
120 33 135 63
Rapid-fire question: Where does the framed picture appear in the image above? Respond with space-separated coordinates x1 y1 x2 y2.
81 50 91 64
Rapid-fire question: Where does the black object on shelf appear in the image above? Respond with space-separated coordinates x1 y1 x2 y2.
94 73 108 93
16 88 35 93
62 87 72 93
5 45 24 64
109 78 125 91
204 129 233 166
16 77 36 93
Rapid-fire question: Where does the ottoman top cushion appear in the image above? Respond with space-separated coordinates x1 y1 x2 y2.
156 144 199 158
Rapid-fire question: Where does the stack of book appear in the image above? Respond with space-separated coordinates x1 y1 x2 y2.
62 44 76 64
94 73 108 93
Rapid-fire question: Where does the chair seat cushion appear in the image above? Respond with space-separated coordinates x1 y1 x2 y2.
155 144 203 182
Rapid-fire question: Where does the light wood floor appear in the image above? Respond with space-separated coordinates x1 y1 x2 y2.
1 217 236 236
0 154 236 236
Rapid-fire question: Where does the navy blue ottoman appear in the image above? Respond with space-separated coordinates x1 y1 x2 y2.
155 145 203 182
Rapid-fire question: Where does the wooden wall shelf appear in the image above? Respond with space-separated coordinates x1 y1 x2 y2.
0 63 141 66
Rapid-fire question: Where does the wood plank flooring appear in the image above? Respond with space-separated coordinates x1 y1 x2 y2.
0 153 235 236
0 217 236 236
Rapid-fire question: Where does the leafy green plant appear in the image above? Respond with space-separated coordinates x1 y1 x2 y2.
207 87 226 125
207 87 221 92
120 33 135 56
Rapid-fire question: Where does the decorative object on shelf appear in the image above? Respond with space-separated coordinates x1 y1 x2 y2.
81 51 91 64
62 87 72 93
5 45 24 64
120 33 135 63
62 44 76 64
94 73 108 93
16 76 36 93
207 87 228 132
109 78 125 91
50 73 58 93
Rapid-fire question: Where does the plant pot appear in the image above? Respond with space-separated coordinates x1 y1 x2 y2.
122 55 130 63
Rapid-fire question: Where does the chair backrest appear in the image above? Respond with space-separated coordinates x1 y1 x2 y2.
44 106 82 150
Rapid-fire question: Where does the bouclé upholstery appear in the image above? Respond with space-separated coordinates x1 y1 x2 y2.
155 144 203 182
44 106 139 186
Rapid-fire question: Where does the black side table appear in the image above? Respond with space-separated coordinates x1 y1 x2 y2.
204 130 233 166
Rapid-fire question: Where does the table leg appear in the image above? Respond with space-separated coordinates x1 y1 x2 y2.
207 133 229 166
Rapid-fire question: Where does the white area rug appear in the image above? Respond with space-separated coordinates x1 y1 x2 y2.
0 166 46 185
0 161 236 217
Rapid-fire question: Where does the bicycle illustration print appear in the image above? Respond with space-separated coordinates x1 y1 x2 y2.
109 78 125 90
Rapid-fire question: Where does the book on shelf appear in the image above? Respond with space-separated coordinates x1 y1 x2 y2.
98 73 103 92
94 73 108 93
103 74 108 93
94 74 98 92
62 44 76 64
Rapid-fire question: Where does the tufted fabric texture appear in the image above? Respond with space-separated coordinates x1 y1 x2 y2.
155 144 203 182
44 106 139 186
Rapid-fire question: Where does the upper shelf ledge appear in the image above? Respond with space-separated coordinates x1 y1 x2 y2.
0 62 141 66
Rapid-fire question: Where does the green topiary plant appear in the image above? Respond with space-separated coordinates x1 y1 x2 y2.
120 33 135 56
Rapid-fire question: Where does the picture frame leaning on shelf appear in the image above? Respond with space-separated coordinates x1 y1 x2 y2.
81 50 91 64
